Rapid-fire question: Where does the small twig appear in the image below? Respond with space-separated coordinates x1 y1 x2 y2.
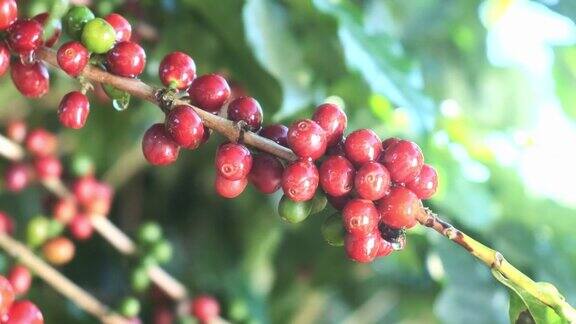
0 233 129 324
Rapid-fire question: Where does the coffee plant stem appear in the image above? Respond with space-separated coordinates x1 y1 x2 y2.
0 233 129 324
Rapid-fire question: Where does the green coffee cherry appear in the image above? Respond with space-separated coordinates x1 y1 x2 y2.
71 154 94 177
175 315 198 324
278 195 311 224
321 213 345 247
137 222 162 245
310 191 327 215
81 18 116 54
130 267 150 293
63 6 95 39
26 216 51 248
47 219 64 238
118 297 140 317
151 240 173 264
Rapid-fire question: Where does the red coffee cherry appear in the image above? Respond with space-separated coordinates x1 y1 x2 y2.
5 120 26 143
4 163 30 192
25 129 57 158
43 236 75 265
377 187 423 229
10 61 49 98
84 181 113 215
344 231 379 263
281 160 319 202
215 143 252 180
191 295 220 323
376 237 393 257
68 214 93 241
7 19 43 54
227 97 263 130
287 119 327 161
312 103 347 147
344 129 382 165
72 176 98 206
0 0 17 30
7 265 32 296
0 275 14 318
142 124 180 166
32 13 61 47
188 74 230 112
214 175 247 199
327 194 351 210
104 13 132 42
34 156 62 180
259 124 288 147
5 300 43 324
0 211 14 234
165 105 205 149
249 153 284 194
159 52 196 90
354 162 391 201
57 41 89 77
58 91 90 129
0 42 9 77
342 199 379 236
319 156 354 197
406 164 438 200
52 199 77 224
106 41 146 78
382 137 400 152
326 137 345 156
380 139 424 184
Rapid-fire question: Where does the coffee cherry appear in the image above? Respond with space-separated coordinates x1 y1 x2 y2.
4 163 30 192
214 175 247 198
406 164 438 199
7 19 43 54
81 18 116 54
278 195 311 223
215 143 252 180
282 160 319 202
326 137 345 156
342 199 379 236
84 181 113 215
344 129 382 165
130 267 150 293
165 105 204 149
25 129 57 158
119 297 141 318
104 13 132 42
310 190 328 214
380 140 423 183
188 74 230 112
5 300 43 324
137 222 162 245
354 162 391 201
7 265 31 296
52 199 77 224
0 211 14 234
34 156 62 180
151 240 173 264
312 103 347 147
6 120 26 143
57 41 89 77
377 187 423 229
287 119 327 160
68 214 93 240
191 295 220 323
227 97 263 130
72 176 98 206
319 156 354 197
326 193 350 211
344 231 379 263
159 52 196 90
63 5 95 40
382 137 400 152
249 153 284 194
321 213 345 246
259 124 288 147
58 91 90 129
32 13 62 48
142 124 180 166
0 42 9 77
0 0 17 30
0 275 14 318
10 61 49 98
26 216 50 248
106 41 146 78
43 236 75 265
376 237 393 257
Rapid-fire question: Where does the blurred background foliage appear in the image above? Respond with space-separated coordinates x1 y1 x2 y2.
0 0 575 323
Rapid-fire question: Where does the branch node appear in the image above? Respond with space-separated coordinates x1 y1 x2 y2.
234 121 249 144
491 251 504 269
155 88 178 113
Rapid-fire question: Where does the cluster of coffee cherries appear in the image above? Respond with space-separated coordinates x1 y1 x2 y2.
0 272 43 324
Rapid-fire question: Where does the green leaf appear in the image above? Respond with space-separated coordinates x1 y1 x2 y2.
492 271 567 324
243 0 318 120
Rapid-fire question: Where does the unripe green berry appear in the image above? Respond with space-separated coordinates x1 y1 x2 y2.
321 213 345 246
81 18 116 54
26 216 51 248
310 191 327 215
151 240 173 264
47 219 64 238
278 195 311 224
63 6 95 40
71 154 94 177
118 296 140 317
130 267 150 293
137 222 162 245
